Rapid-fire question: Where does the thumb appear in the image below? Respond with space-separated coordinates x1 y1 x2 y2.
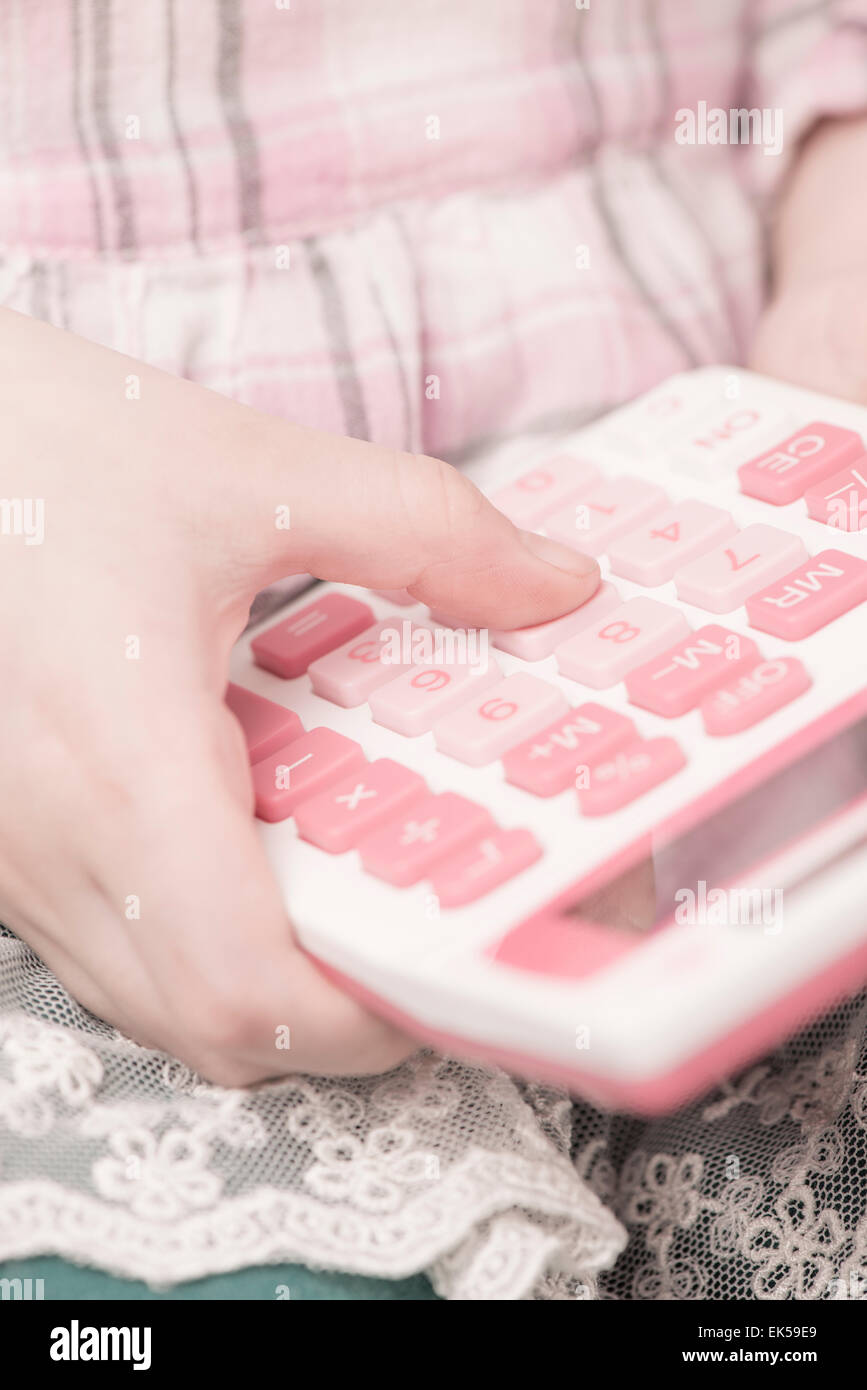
217 418 600 629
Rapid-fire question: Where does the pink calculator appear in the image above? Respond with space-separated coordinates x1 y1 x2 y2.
229 368 867 1113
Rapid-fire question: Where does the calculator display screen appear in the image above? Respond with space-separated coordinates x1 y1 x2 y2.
566 714 867 934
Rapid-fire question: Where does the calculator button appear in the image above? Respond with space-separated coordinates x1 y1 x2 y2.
252 728 366 822
368 658 501 736
803 461 867 530
371 588 415 605
745 549 867 639
490 581 621 660
737 422 864 505
502 703 636 796
359 792 495 887
490 454 601 527
433 673 568 766
701 658 812 735
674 525 808 613
309 619 432 707
543 477 668 556
604 382 712 450
625 625 760 717
224 684 304 763
294 759 427 852
491 916 637 979
555 598 690 688
671 404 792 478
429 829 542 907
251 594 375 679
608 501 737 586
578 737 686 815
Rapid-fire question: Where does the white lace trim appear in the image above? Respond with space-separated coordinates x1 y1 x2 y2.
0 1164 624 1297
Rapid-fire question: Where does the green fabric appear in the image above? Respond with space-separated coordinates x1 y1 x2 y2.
0 1256 439 1301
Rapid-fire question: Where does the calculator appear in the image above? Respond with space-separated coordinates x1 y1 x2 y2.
228 367 867 1114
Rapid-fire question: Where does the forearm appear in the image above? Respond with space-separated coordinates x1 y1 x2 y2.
769 114 867 294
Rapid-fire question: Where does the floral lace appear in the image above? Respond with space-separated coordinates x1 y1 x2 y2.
2 922 866 1300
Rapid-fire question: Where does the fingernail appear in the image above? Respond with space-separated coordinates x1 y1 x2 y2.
519 529 599 579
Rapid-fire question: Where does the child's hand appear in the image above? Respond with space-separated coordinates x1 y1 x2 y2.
750 116 867 405
0 309 598 1086
750 267 867 404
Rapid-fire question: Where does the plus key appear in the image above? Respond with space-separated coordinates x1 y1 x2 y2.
359 793 495 886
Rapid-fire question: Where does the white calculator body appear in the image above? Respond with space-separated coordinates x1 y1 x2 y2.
229 368 867 1113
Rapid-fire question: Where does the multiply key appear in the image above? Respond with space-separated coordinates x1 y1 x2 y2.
294 759 427 851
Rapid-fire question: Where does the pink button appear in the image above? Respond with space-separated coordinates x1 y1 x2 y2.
359 792 495 887
371 588 416 605
252 594 375 679
745 549 867 639
502 703 636 796
224 683 304 763
429 829 542 907
490 581 621 660
543 477 668 556
701 658 812 735
625 625 760 717
556 598 690 688
308 619 433 707
252 729 366 822
738 422 864 505
608 501 737 586
674 524 808 613
294 759 427 852
804 460 867 531
490 454 601 527
491 916 637 979
578 737 686 815
369 657 501 736
433 673 568 766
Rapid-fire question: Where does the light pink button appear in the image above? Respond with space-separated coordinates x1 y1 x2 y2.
252 728 366 822
804 460 867 531
432 673 568 766
490 454 601 527
368 657 500 736
578 737 686 815
738 422 864 505
502 703 636 796
671 404 792 477
490 581 621 660
359 792 495 887
608 501 737 586
701 658 813 735
491 915 637 979
371 588 416 605
543 477 668 556
294 759 427 852
745 549 867 639
625 625 760 717
674 525 808 612
309 619 432 707
224 683 304 763
429 829 542 907
252 593 375 679
555 598 690 688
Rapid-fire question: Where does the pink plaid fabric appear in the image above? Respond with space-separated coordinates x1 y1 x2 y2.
1 0 866 459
